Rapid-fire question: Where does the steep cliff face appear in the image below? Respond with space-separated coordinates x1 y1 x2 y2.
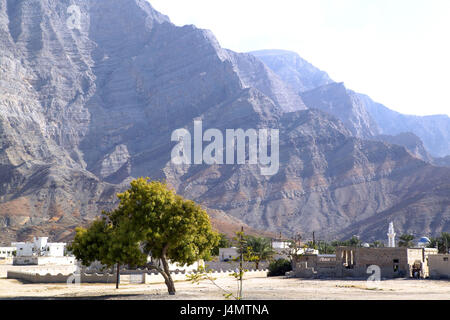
371 132 433 163
301 83 380 139
0 0 305 242
254 49 450 158
173 109 450 240
358 93 450 158
0 0 449 243
250 49 333 93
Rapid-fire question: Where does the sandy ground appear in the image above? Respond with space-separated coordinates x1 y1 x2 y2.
0 276 448 300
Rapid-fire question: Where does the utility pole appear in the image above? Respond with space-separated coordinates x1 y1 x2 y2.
239 226 244 299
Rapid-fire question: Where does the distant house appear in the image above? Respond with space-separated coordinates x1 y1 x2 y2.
12 237 75 266
219 248 239 262
292 247 439 279
335 246 438 279
0 247 16 260
219 239 318 262
428 254 450 279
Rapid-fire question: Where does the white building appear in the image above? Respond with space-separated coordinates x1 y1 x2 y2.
219 247 239 262
219 241 319 262
12 237 74 266
271 240 291 249
0 247 16 260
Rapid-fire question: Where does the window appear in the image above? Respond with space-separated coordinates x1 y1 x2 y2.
444 257 449 262
393 259 399 263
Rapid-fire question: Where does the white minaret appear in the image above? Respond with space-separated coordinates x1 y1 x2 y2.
387 222 396 248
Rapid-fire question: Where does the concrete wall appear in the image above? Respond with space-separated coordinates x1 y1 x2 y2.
428 254 450 279
0 264 77 278
13 256 75 266
7 269 268 284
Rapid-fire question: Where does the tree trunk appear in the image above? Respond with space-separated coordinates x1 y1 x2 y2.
161 245 176 295
116 263 120 289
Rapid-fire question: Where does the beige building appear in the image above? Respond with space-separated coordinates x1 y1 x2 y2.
428 254 450 279
335 247 438 278
292 247 439 279
292 254 337 278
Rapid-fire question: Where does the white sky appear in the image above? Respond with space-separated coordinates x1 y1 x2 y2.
150 0 450 116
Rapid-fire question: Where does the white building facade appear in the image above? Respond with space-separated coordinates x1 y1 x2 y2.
0 247 16 260
12 237 74 266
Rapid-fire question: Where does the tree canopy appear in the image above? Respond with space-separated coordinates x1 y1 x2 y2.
398 234 415 248
70 178 219 294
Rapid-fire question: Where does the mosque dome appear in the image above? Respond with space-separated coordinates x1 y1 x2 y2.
417 237 431 247
418 237 431 243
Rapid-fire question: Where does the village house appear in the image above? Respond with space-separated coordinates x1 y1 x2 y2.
335 246 438 278
12 237 75 266
292 246 439 279
428 254 450 279
291 223 442 279
0 247 16 261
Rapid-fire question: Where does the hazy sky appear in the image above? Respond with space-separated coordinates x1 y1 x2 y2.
150 0 450 117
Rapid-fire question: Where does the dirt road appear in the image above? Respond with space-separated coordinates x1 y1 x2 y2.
0 276 448 300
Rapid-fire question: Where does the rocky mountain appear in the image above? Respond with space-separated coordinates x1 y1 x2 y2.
358 93 450 158
0 0 449 244
254 50 450 158
433 156 450 168
175 109 450 241
370 132 433 163
250 49 333 94
0 0 303 243
301 82 380 139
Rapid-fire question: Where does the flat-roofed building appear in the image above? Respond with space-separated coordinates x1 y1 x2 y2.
335 247 438 279
0 247 16 260
12 237 74 266
428 254 450 279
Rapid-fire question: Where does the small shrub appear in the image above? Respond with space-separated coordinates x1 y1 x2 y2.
268 259 292 277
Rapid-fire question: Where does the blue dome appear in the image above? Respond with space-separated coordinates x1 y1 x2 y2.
418 237 431 243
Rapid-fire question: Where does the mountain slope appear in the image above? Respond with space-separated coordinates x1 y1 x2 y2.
0 0 305 242
358 93 450 158
250 49 333 94
253 49 450 158
0 0 449 244
301 83 380 139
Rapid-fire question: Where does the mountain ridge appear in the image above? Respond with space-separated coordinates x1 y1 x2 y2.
0 0 449 244
252 49 450 158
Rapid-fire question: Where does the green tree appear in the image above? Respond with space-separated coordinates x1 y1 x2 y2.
211 234 231 256
244 236 275 269
348 236 361 247
398 234 415 248
68 218 145 289
110 178 219 295
428 232 450 253
268 259 292 277
330 236 361 248
371 241 385 248
317 241 336 254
